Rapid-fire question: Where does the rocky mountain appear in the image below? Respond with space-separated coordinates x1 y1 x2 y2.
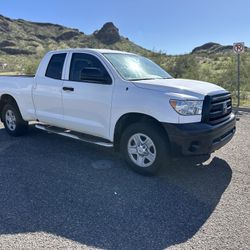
0 14 149 57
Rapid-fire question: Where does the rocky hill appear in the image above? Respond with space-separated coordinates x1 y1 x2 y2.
191 42 249 54
0 14 150 58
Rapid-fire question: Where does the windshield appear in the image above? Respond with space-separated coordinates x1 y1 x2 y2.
103 53 172 81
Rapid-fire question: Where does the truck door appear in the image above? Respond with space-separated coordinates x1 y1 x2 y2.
62 52 114 139
33 53 66 127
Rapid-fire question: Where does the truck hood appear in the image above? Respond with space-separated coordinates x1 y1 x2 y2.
132 78 226 99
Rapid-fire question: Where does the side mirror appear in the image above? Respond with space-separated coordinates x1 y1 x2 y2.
80 67 112 84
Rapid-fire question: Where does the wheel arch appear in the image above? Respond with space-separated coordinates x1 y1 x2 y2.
0 94 22 122
113 112 169 151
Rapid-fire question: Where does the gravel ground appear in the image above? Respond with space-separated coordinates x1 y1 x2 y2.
0 113 249 250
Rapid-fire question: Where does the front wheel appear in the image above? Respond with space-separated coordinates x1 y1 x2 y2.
2 103 28 136
120 122 169 175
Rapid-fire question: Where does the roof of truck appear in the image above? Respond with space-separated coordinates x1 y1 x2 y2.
48 48 134 55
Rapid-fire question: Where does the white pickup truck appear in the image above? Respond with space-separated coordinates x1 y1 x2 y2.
0 49 236 175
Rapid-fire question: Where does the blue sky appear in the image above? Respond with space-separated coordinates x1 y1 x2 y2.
1 0 249 54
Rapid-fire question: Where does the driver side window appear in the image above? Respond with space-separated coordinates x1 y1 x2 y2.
69 53 112 84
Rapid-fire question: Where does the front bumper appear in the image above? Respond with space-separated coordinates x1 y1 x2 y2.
162 113 236 157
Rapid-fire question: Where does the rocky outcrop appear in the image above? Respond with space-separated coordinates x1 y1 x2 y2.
94 22 120 44
1 47 34 55
192 42 240 54
192 43 221 54
0 16 11 32
57 30 81 41
0 40 16 47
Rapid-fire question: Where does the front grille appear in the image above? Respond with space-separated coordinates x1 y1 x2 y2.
202 92 232 125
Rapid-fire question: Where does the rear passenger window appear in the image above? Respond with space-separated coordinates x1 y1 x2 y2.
45 53 66 80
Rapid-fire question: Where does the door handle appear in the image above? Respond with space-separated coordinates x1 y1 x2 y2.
63 87 74 92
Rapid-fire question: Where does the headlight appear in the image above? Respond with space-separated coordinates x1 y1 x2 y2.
170 99 203 116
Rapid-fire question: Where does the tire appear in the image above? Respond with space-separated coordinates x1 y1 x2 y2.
2 103 28 136
120 122 169 175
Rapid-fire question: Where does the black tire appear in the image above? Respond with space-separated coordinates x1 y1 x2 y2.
120 122 169 175
2 103 28 136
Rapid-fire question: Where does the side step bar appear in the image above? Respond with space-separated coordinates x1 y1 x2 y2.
35 124 113 148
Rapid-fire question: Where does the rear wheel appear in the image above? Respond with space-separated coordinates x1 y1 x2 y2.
121 122 169 175
2 103 28 136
